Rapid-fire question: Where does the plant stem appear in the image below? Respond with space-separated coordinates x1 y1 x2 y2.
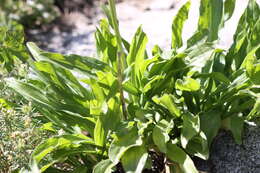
108 0 127 120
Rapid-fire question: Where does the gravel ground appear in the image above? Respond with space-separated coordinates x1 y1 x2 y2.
26 0 260 172
210 124 260 173
26 12 98 56
26 0 179 56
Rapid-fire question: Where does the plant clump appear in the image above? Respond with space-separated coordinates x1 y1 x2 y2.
1 0 260 172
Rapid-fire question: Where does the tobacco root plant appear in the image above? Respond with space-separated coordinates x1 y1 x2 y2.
2 0 260 172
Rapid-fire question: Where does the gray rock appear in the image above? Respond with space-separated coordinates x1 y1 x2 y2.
193 125 260 173
196 124 260 173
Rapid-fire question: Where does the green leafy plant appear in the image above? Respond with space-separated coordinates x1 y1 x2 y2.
4 0 260 172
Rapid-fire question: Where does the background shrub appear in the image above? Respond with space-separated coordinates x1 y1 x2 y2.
0 0 59 27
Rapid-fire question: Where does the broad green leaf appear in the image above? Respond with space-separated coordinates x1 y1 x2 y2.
41 109 95 136
224 0 259 72
32 134 97 171
94 117 106 147
89 78 106 115
152 119 174 153
126 26 147 66
41 147 97 172
181 113 200 148
185 131 209 160
196 72 231 85
247 99 260 120
143 75 164 93
108 126 142 164
200 110 221 145
27 42 110 77
93 159 114 173
185 43 215 73
229 97 255 114
198 0 224 41
171 1 191 50
148 61 167 77
96 71 116 92
33 134 95 163
32 137 58 162
141 55 160 72
34 61 61 86
101 97 121 132
95 19 118 70
123 81 140 96
187 30 208 48
5 78 52 107
152 94 181 117
121 146 148 173
241 45 259 68
137 118 154 135
166 142 198 173
90 101 105 116
34 61 92 100
234 34 247 54
176 78 200 92
34 109 70 132
224 0 236 21
222 115 244 144
126 26 148 88
241 45 260 84
215 72 251 105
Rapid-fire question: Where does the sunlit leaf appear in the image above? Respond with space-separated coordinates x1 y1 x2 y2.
108 126 143 164
166 142 198 173
198 0 223 41
153 119 174 153
152 94 181 117
93 159 114 173
186 131 209 160
181 113 200 148
94 117 106 147
27 42 111 77
176 77 200 92
222 114 244 144
121 146 148 173
200 110 221 145
171 1 191 50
